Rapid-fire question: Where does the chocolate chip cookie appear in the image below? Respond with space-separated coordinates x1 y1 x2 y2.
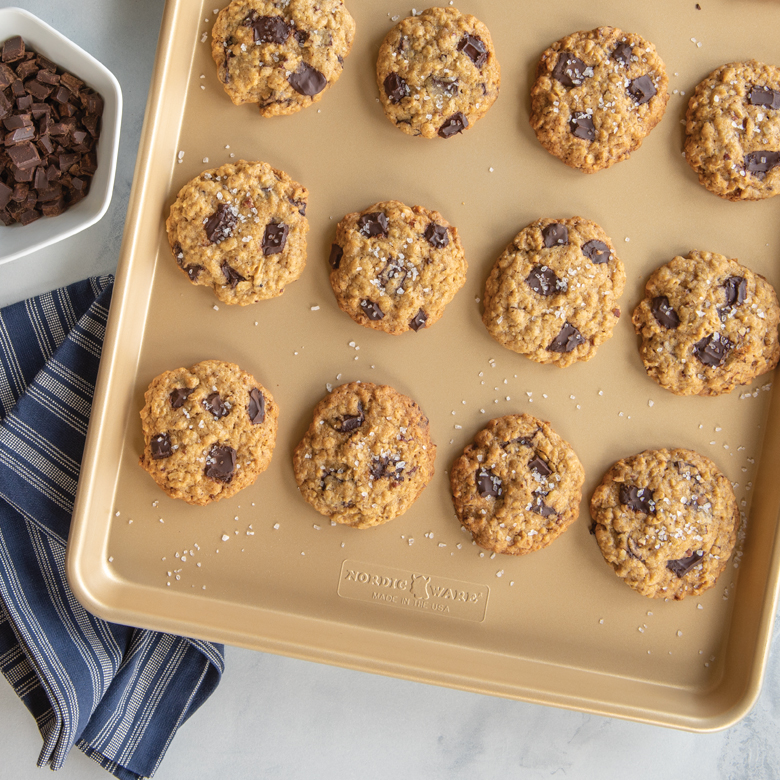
211 0 356 117
166 159 308 305
450 414 585 556
632 250 780 396
328 200 467 334
684 60 780 200
590 448 739 600
376 6 500 139
482 216 626 366
139 360 279 505
530 26 669 172
292 382 436 528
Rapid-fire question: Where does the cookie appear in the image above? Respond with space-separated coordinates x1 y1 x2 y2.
631 250 780 396
530 26 669 172
376 6 500 139
328 200 467 334
166 160 308 305
684 60 780 200
292 382 436 528
590 448 739 600
482 216 626 366
139 360 279 505
450 414 585 556
211 0 356 117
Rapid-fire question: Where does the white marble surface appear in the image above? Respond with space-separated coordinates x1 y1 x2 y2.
1 1 780 778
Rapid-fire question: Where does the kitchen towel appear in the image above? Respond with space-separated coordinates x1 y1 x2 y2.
0 276 224 779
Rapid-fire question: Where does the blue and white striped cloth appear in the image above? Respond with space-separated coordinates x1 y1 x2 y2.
0 276 224 779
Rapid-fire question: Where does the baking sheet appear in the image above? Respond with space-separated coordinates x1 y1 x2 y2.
67 0 780 730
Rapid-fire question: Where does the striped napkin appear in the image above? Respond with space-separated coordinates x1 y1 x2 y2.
0 276 224 780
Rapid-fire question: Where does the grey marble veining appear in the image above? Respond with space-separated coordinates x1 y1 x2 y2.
0 2 779 778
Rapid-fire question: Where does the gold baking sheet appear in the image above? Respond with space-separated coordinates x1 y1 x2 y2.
67 0 780 730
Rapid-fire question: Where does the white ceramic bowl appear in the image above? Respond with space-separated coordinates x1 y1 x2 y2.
0 7 122 265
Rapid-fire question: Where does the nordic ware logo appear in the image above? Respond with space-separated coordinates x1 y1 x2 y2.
338 561 489 622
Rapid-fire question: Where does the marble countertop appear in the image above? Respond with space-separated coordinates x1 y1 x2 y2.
1 1 779 777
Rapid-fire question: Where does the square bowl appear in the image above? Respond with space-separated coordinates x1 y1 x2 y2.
0 6 122 265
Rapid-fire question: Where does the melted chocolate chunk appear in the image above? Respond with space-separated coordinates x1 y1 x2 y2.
476 468 502 498
424 222 449 248
529 493 557 518
222 262 246 289
247 388 265 424
339 402 364 432
612 42 633 66
205 444 236 483
581 239 611 264
150 433 172 460
357 211 388 237
666 550 704 578
542 223 569 247
249 15 290 44
204 203 237 244
724 276 747 307
748 86 780 110
552 52 589 87
169 387 193 409
457 34 488 67
693 333 733 367
651 296 680 329
619 484 656 514
627 74 656 105
203 392 229 419
370 455 404 483
438 112 468 138
409 309 428 332
329 243 343 269
526 265 564 296
745 150 780 177
184 264 204 282
528 456 552 478
262 222 288 255
570 112 595 141
384 72 409 103
360 299 384 321
548 322 585 353
288 62 326 96
293 29 309 46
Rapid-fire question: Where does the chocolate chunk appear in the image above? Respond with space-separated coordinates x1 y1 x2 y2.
570 112 595 141
184 264 204 282
262 222 289 255
0 181 11 209
204 444 236 483
548 322 585 353
724 276 747 307
360 299 384 321
627 74 656 105
666 550 704 578
250 15 290 44
384 72 409 104
409 309 428 331
581 239 611 264
424 222 449 248
248 388 265 424
528 456 552 478
476 468 502 498
745 150 780 177
221 262 246 289
289 197 306 216
293 29 309 46
288 62 327 96
529 493 557 518
169 387 193 409
693 333 733 367
552 52 589 87
748 86 780 110
370 455 403 483
651 296 680 329
357 211 388 237
526 265 564 296
7 141 40 169
204 203 237 244
457 35 488 67
340 402 364 432
0 63 14 89
619 484 656 514
6 123 34 143
542 223 569 247
2 36 25 63
612 42 633 66
329 243 343 269
438 112 468 138
150 433 172 459
203 392 229 419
